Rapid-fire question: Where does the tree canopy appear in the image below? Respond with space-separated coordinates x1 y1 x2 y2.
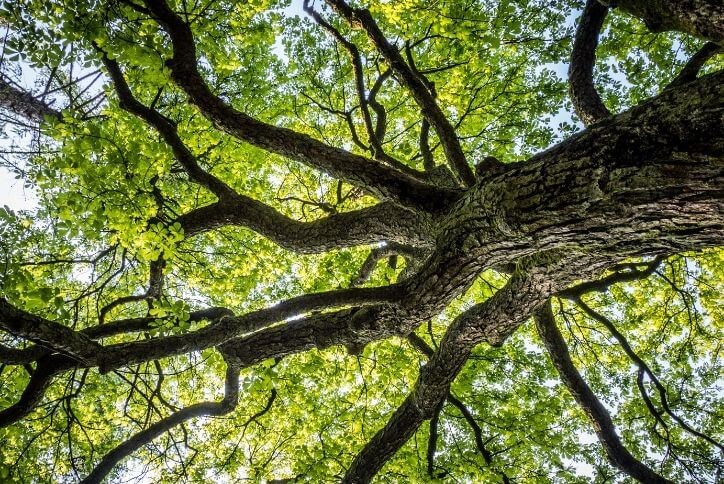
0 0 722 482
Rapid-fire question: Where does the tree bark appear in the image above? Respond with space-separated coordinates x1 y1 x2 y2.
612 0 724 43
569 0 611 126
0 2 722 480
0 76 60 122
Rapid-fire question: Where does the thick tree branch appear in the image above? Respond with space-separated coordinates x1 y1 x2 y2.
0 75 61 122
569 0 611 126
0 307 234 365
666 42 723 89
342 267 584 482
534 300 672 483
142 0 459 212
177 199 434 254
99 284 402 371
0 355 75 427
1 284 398 381
611 0 724 43
0 343 47 365
0 298 102 365
407 333 510 483
443 70 723 272
89 307 234 339
323 0 476 186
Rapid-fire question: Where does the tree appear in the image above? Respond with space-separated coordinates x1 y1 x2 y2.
0 0 721 481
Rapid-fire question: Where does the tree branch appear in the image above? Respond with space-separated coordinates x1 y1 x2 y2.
177 199 434 254
342 269 572 482
99 51 238 200
0 343 47 365
142 0 459 212
0 355 75 428
351 243 424 286
98 257 166 324
534 299 672 483
1 283 399 384
611 0 723 43
0 298 102 365
368 68 391 145
0 74 61 123
99 284 402 371
303 2 385 163
575 298 723 452
426 398 444 478
0 307 234 366
323 0 476 186
407 333 510 482
419 119 435 172
445 394 510 483
569 0 611 126
666 42 722 89
558 256 664 299
81 358 240 483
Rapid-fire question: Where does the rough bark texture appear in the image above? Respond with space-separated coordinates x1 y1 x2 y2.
0 298 102 365
0 0 723 480
342 268 578 482
177 200 435 253
2 70 720 377
0 76 60 122
613 0 724 43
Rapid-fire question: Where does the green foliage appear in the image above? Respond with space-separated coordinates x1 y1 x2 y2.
0 0 721 482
